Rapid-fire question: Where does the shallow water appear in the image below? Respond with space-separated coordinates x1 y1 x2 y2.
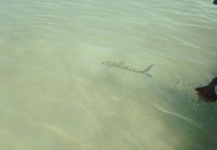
0 0 217 150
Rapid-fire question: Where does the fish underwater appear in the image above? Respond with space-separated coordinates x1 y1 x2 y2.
102 61 154 77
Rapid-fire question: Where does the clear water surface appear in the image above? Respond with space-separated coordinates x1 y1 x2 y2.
0 0 217 150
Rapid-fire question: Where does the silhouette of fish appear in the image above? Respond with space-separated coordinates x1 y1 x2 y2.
102 61 154 77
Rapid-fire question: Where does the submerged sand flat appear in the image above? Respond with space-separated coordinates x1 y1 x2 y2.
0 0 217 150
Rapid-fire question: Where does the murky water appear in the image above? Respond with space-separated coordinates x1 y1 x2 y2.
0 0 217 149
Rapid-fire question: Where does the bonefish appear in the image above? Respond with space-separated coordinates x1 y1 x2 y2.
102 61 154 77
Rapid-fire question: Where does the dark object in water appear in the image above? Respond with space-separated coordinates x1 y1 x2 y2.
194 77 217 102
214 0 217 4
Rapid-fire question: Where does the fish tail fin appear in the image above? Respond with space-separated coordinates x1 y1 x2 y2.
142 64 154 78
142 64 154 74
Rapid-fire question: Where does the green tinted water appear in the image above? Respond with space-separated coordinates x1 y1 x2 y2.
0 0 217 150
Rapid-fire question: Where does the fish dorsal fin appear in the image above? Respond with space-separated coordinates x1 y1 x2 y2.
143 64 154 73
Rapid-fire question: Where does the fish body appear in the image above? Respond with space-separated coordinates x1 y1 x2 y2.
102 61 154 77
